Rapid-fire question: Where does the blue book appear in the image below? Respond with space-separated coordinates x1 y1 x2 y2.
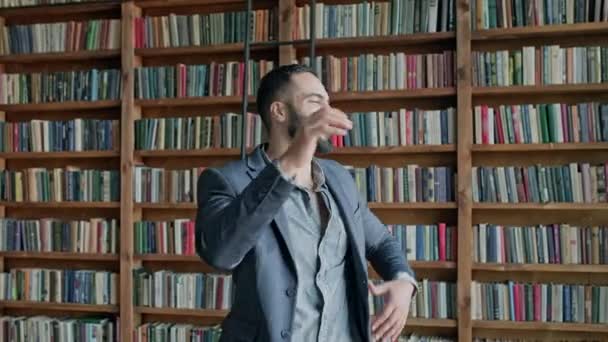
564 285 571 322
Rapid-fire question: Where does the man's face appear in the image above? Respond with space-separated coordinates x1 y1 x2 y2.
282 72 333 152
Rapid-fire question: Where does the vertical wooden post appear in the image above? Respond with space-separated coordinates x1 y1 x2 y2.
456 1 473 342
278 0 296 65
120 2 142 341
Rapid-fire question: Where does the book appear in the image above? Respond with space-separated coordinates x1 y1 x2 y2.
133 269 233 310
474 224 608 264
300 51 455 91
0 268 118 305
294 0 455 39
135 9 276 48
471 281 608 324
0 69 121 104
0 19 121 55
0 218 118 254
472 163 608 203
0 118 119 152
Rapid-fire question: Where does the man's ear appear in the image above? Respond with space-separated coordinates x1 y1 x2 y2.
269 101 288 124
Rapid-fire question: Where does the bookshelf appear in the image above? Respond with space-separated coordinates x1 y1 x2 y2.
0 0 604 341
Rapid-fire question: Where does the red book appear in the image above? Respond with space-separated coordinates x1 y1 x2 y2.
495 107 505 144
438 223 446 261
512 105 522 143
481 105 489 144
216 277 224 310
534 283 541 321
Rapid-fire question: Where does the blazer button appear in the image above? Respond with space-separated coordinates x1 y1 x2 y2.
281 330 290 339
285 288 296 297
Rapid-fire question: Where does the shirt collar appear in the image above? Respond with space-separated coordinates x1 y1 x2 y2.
261 144 326 192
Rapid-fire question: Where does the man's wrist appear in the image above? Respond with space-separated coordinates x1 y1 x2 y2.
394 271 418 296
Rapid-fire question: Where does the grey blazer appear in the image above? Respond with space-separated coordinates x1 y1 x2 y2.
195 145 415 342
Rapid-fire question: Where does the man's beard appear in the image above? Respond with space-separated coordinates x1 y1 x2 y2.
286 103 333 154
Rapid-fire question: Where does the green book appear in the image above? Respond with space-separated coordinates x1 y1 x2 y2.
540 104 550 143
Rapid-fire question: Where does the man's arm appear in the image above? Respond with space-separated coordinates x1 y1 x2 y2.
195 164 295 271
359 194 417 287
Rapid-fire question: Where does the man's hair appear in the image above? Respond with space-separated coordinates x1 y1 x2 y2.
256 63 315 129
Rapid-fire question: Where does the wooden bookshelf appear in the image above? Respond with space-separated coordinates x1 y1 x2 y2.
0 151 121 159
0 301 119 313
0 0 606 341
0 252 119 261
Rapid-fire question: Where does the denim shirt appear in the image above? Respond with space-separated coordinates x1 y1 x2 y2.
262 150 359 342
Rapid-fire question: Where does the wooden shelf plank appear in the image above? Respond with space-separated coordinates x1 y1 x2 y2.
136 43 273 58
472 22 608 41
473 263 608 274
0 49 120 64
136 88 456 109
135 306 228 317
0 201 120 208
135 0 260 9
472 320 608 333
0 252 119 261
136 148 241 158
0 100 121 112
472 143 608 152
473 203 608 210
0 301 119 313
135 202 457 210
368 202 458 209
0 1 121 20
136 96 253 109
328 145 456 155
0 151 120 159
331 88 456 102
294 32 456 52
407 318 458 328
135 254 200 262
135 145 456 158
473 84 608 98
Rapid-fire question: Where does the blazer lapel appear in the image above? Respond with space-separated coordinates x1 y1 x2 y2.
245 145 297 275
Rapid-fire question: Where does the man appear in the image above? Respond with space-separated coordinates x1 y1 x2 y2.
195 64 417 342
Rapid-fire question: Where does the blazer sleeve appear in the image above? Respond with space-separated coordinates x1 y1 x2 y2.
358 194 416 285
195 163 295 271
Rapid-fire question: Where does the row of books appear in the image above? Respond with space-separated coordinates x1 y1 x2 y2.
0 218 118 254
349 165 455 203
0 19 121 55
370 279 457 319
301 51 455 92
339 108 456 147
135 113 264 151
397 338 453 342
0 0 96 7
474 103 608 144
294 0 456 40
135 61 274 99
0 168 120 202
0 268 118 305
471 281 608 324
134 219 195 255
472 0 608 30
472 163 608 203
134 323 221 342
0 316 116 342
472 45 608 87
0 119 119 153
134 9 277 49
0 69 121 104
474 224 608 265
388 224 457 261
133 269 233 310
133 166 203 204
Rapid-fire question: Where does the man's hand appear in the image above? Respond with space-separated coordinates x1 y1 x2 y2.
369 279 415 342
279 104 352 175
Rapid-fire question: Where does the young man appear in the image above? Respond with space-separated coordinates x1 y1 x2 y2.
195 64 417 342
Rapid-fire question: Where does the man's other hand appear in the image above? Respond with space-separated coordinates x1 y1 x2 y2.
369 279 415 342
